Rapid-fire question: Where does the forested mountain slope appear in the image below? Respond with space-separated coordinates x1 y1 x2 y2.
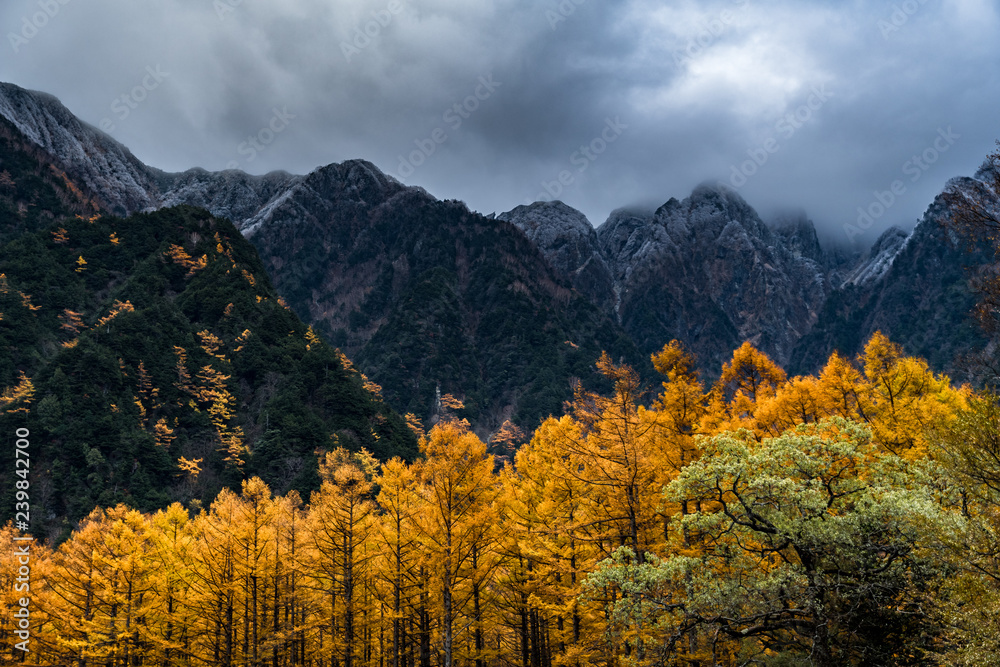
0 195 414 537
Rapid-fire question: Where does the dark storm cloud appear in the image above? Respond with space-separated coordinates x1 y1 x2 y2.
1 0 998 246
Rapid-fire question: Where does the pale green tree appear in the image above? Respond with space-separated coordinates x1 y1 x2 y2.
585 418 950 666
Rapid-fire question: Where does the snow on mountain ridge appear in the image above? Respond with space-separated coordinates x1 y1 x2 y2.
0 82 159 215
0 82 313 229
157 168 302 229
841 226 910 287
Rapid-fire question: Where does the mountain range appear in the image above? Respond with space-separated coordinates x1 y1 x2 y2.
0 105 421 535
0 80 993 440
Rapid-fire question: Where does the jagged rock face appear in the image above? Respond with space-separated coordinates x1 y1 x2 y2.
156 168 301 228
842 226 909 287
0 82 159 215
245 161 640 433
861 200 984 371
238 158 430 344
772 212 864 288
597 184 828 371
498 201 616 311
772 211 829 265
790 190 991 379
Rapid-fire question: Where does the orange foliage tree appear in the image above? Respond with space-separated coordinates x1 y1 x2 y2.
2 332 980 666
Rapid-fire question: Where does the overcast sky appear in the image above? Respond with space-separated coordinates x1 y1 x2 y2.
2 0 998 245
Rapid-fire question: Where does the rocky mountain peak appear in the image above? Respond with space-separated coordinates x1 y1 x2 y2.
310 159 408 205
239 158 431 238
500 200 594 239
2 78 989 402
872 225 910 256
653 197 681 217
500 200 615 310
592 183 828 371
593 207 665 319
677 182 771 240
974 158 999 184
770 211 825 263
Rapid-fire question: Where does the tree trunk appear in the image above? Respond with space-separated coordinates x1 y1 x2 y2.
473 546 484 667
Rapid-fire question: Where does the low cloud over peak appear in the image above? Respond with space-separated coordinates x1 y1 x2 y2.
2 0 997 243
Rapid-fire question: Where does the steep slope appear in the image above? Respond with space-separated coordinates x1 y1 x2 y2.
841 226 909 287
0 112 104 246
245 160 642 433
4 79 994 399
770 210 862 285
0 83 642 435
0 82 159 215
498 201 616 312
0 82 304 226
0 176 415 537
770 211 827 266
789 190 990 379
597 184 829 372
